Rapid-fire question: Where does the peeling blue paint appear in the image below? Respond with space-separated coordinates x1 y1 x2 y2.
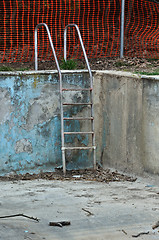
0 73 92 175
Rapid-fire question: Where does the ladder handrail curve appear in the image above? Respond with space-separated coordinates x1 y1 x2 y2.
34 23 62 79
34 23 65 160
64 24 93 86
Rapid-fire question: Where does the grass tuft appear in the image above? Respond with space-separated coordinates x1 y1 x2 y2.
135 71 159 75
60 59 77 70
0 65 13 71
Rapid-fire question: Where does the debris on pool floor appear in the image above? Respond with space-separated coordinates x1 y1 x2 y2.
0 167 136 183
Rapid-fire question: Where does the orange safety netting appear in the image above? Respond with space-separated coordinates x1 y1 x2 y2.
0 0 121 63
125 0 159 58
1 0 159 63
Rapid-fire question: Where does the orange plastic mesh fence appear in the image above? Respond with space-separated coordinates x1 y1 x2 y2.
125 0 159 58
1 0 159 63
0 0 121 63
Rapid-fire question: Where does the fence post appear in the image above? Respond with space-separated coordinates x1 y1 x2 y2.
120 0 125 58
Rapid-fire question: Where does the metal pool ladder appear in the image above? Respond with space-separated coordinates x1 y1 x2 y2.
62 24 96 175
34 23 96 175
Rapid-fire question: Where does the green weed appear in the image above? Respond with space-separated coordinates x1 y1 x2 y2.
16 67 30 71
0 65 30 71
0 65 13 71
60 59 77 70
135 71 159 75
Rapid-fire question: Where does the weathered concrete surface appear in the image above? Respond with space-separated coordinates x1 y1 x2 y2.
0 71 91 175
0 176 159 240
94 71 159 175
142 76 159 174
0 73 61 175
1 70 159 176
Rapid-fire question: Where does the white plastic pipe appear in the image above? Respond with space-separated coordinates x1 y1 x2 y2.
120 0 125 58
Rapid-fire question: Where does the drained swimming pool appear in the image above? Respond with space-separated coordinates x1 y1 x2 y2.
0 70 159 176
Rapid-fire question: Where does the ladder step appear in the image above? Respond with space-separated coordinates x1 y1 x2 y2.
62 146 96 150
63 117 94 120
62 88 92 91
63 103 92 106
64 132 94 135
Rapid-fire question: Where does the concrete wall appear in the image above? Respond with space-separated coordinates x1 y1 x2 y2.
0 71 92 175
94 71 159 175
0 70 159 175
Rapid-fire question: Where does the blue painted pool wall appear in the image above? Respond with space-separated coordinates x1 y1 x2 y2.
0 72 92 175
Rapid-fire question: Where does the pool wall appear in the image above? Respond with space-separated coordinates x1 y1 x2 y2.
94 71 159 175
0 70 159 175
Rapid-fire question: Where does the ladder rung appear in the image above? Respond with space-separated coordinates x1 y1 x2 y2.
63 117 94 120
62 146 96 150
63 103 92 106
64 132 94 135
62 88 92 91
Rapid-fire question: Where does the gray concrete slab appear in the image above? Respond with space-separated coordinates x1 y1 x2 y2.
0 176 159 240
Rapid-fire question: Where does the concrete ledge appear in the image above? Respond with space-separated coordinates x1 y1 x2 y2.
0 69 139 77
0 69 90 76
141 75 159 80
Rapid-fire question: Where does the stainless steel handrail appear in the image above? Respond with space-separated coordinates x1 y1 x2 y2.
34 23 60 73
34 23 66 174
64 24 96 170
64 24 93 88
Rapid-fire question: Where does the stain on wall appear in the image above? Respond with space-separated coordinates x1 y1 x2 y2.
94 71 159 175
94 72 144 174
142 79 159 174
15 139 33 154
0 88 13 124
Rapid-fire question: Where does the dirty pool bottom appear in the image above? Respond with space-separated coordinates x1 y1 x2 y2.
0 168 136 182
0 169 159 240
